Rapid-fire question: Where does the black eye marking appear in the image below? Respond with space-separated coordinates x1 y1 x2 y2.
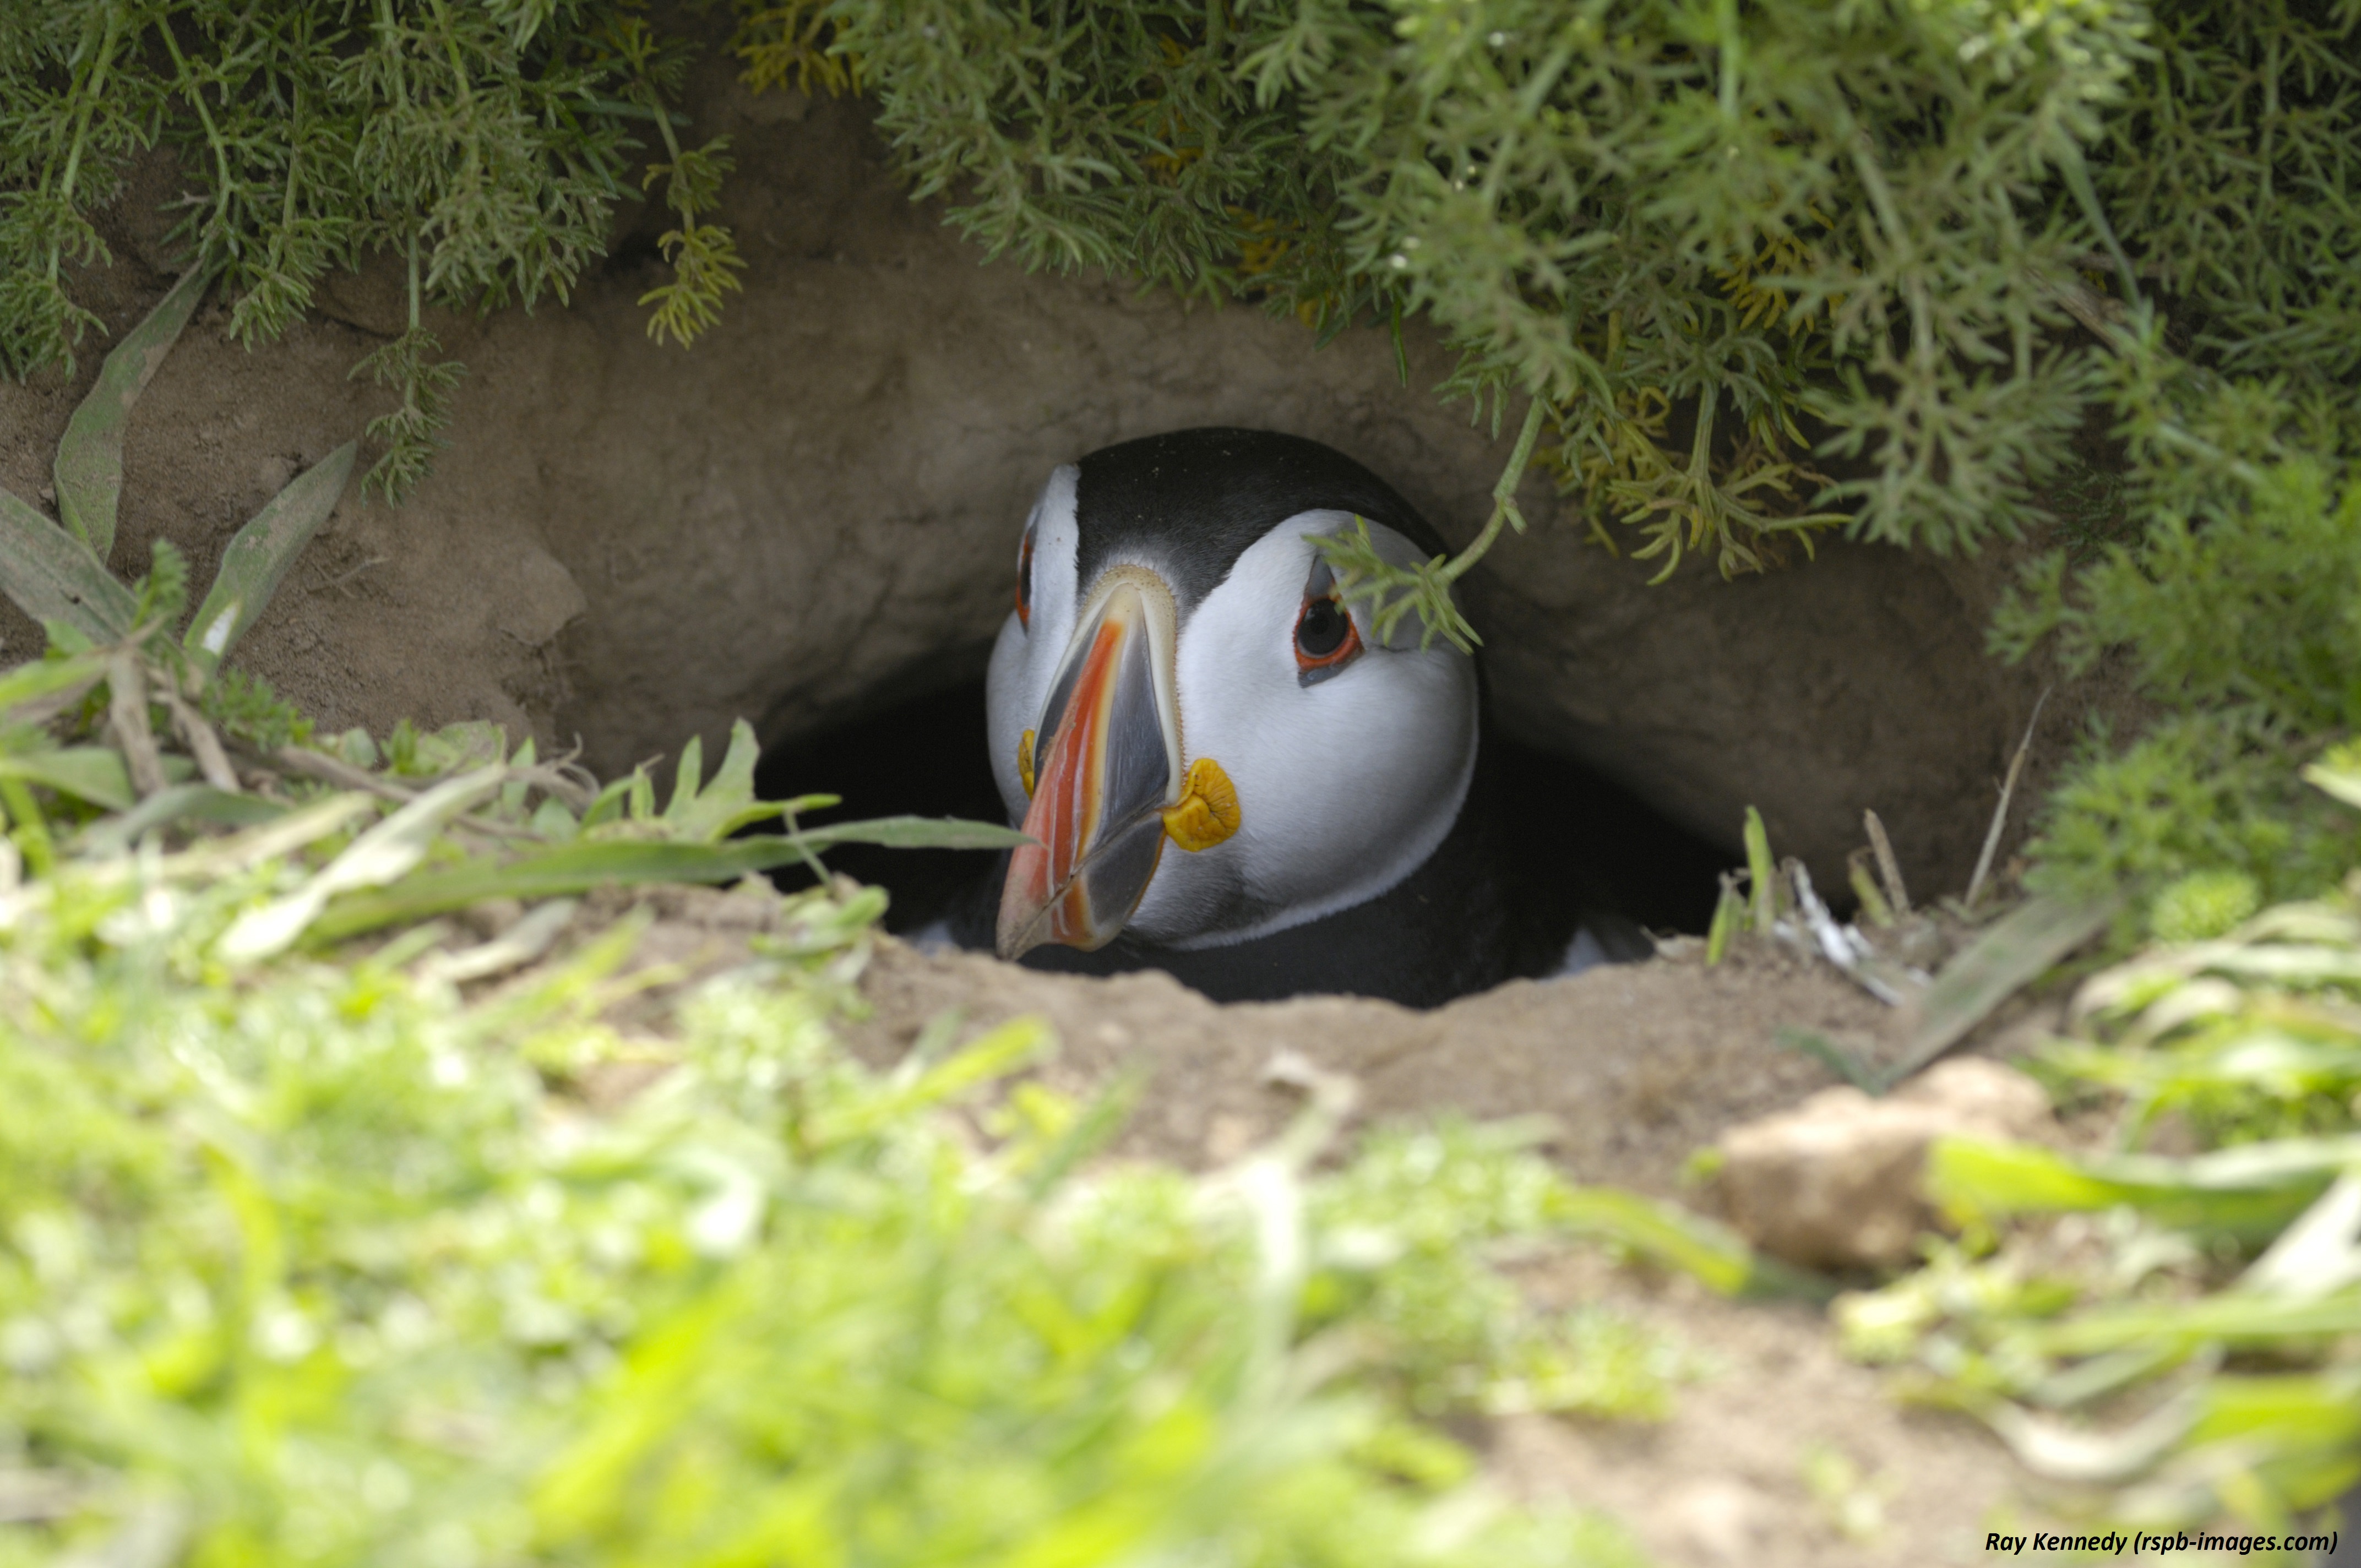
1297 598 1350 657
1293 565 1364 685
1015 524 1035 629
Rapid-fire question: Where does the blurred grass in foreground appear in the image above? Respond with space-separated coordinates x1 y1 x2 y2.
0 749 1802 1564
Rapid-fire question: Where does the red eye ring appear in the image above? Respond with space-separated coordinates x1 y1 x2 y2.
1015 527 1035 629
1293 593 1362 678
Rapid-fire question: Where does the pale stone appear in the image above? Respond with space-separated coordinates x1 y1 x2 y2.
1715 1059 2053 1268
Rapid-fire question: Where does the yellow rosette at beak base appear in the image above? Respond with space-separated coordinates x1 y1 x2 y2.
1161 757 1241 853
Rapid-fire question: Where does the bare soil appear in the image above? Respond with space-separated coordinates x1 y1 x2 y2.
1492 1249 2051 1568
844 934 1882 1190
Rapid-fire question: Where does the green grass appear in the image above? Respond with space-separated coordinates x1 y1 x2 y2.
0 754 1796 1564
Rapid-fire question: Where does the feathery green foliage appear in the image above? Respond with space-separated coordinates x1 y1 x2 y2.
829 0 2361 664
1993 364 2361 915
1972 0 2361 923
838 0 2151 572
9 1 2353 557
2098 3 2361 394
0 1 726 498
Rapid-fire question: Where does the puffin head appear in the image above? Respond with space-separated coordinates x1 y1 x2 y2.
985 429 1478 960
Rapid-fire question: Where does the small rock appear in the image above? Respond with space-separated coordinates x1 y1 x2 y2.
1715 1059 2052 1269
575 1058 676 1112
494 543 590 648
1903 1055 2052 1133
1660 1477 1776 1566
1203 1114 1256 1164
257 454 297 494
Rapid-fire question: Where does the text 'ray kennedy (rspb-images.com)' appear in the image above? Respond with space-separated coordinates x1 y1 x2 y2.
1987 1529 2341 1558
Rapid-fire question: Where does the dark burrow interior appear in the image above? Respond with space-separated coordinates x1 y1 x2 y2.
754 679 1735 958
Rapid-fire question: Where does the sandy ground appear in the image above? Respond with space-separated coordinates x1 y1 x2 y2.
1495 1251 2042 1568
841 934 1885 1191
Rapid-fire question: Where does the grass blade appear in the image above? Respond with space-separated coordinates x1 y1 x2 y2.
1744 805 1776 932
77 783 286 854
0 485 139 642
308 818 1031 941
1546 1183 1835 1300
1890 894 2117 1081
185 442 358 671
1925 1134 2361 1245
0 745 133 811
220 766 505 960
806 816 1031 852
1773 1026 1885 1092
0 649 109 718
54 268 211 559
2239 1173 2361 1302
2030 1293 2361 1357
167 791 378 878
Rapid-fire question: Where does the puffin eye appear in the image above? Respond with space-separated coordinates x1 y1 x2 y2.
1297 598 1348 656
1294 593 1363 683
1015 524 1035 630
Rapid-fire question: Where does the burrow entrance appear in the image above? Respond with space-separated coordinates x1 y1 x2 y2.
754 678 1734 947
0 88 2058 998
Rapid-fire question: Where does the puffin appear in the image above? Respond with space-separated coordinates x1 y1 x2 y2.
948 427 1645 1007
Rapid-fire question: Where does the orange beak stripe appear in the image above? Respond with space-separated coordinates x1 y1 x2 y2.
1000 567 1226 960
998 613 1169 955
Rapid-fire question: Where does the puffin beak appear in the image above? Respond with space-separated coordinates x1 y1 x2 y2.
998 567 1184 959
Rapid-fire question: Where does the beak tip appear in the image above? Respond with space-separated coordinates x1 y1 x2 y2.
995 845 1051 960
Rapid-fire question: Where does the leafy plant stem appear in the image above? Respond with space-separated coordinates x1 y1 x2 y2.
280 81 303 236
1440 396 1545 587
48 6 122 284
376 0 404 101
425 0 476 113
154 18 239 253
643 73 687 171
1744 805 1776 933
1655 381 1724 586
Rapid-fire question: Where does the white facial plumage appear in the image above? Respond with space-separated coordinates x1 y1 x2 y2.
985 470 1477 950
